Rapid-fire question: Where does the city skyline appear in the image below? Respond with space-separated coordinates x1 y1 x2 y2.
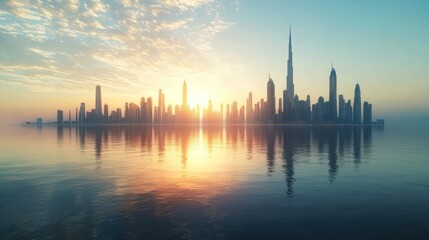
31 29 378 125
1 1 429 123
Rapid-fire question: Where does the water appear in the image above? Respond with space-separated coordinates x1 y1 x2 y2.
0 125 428 239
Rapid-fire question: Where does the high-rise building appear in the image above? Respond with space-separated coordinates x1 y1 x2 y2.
345 100 353 123
363 101 372 124
246 92 253 124
282 89 289 122
57 110 63 124
141 97 146 123
305 95 311 123
128 103 139 123
104 104 109 123
79 102 85 123
95 85 102 121
125 102 129 123
182 80 187 109
283 27 295 122
286 27 295 107
317 96 325 123
353 84 361 124
182 80 188 123
158 89 164 124
147 97 153 124
267 75 276 122
338 95 345 123
329 66 337 122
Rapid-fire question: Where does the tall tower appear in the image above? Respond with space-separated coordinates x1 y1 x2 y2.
182 80 187 108
267 75 276 122
353 83 362 124
95 85 102 121
182 80 188 123
286 27 294 106
329 66 337 121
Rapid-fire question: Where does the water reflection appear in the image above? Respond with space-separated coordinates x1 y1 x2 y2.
6 124 429 239
60 125 375 197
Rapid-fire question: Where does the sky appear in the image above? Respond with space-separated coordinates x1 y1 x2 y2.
0 0 428 123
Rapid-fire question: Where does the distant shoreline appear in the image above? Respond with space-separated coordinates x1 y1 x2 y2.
19 122 385 127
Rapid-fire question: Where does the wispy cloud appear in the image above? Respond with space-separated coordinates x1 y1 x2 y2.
0 0 239 94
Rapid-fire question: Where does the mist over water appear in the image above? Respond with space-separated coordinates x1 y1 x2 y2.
0 125 428 239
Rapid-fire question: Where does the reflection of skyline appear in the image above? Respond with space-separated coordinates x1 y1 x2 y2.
57 125 376 197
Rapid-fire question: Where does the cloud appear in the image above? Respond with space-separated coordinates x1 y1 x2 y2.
0 0 239 94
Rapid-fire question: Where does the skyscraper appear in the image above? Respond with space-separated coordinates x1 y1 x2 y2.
79 102 85 123
345 100 353 123
338 95 345 123
182 80 187 109
182 80 188 123
267 75 276 122
316 96 325 123
363 101 372 124
104 104 109 123
95 85 102 121
57 109 63 124
329 66 337 122
283 27 294 122
147 97 153 124
141 97 146 123
158 89 164 124
246 92 253 124
353 84 362 124
286 27 294 106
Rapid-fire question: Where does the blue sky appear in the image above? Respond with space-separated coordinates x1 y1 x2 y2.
0 0 428 122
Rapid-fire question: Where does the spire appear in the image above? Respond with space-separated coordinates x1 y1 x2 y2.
288 26 292 51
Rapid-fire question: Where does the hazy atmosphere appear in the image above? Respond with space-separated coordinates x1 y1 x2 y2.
1 0 428 123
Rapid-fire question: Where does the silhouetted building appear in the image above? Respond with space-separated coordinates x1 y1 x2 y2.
345 100 353 123
286 27 295 109
267 75 276 123
158 89 165 124
57 110 63 124
95 85 102 122
128 103 139 123
363 101 372 124
246 92 253 124
146 97 153 124
329 66 337 122
353 84 361 124
305 95 311 123
124 102 129 123
104 104 109 123
181 80 189 123
79 102 85 123
314 96 325 123
338 95 345 123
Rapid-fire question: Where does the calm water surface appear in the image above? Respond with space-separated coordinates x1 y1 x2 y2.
0 125 428 239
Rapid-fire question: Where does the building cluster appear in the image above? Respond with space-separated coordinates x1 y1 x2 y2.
56 29 378 126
